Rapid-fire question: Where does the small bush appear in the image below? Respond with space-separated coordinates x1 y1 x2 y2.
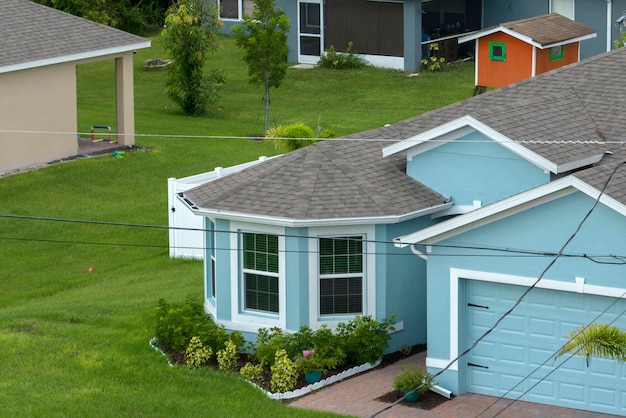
185 336 213 368
393 366 436 394
270 349 298 393
217 340 239 372
155 298 243 355
254 327 292 368
265 123 318 152
318 42 369 70
336 315 396 365
240 362 264 384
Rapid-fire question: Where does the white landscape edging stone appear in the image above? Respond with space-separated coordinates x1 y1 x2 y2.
262 359 382 400
150 337 381 399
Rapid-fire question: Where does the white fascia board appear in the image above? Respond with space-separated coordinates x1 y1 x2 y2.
394 176 626 247
383 115 481 157
383 115 557 173
539 33 597 49
458 26 539 47
556 153 605 174
186 200 453 228
0 40 151 74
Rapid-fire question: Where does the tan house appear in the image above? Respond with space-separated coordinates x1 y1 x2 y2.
0 0 150 175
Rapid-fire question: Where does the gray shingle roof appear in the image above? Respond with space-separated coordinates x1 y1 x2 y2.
1 0 149 72
185 140 449 220
187 46 626 221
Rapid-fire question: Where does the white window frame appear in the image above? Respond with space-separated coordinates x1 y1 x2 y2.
230 221 286 331
308 225 376 329
217 0 253 21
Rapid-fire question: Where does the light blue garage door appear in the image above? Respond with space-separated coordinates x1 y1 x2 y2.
465 279 626 415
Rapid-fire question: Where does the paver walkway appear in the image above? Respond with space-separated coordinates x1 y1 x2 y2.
289 352 622 418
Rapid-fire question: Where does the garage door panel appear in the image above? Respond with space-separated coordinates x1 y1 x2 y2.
465 280 626 414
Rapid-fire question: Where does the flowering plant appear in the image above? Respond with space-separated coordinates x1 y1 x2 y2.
295 349 328 373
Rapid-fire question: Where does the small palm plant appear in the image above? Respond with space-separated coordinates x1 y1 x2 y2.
557 323 626 366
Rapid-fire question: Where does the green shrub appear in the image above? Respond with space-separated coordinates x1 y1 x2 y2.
318 42 369 70
155 298 243 355
185 336 213 368
240 362 264 384
270 349 298 393
336 315 396 365
392 366 435 394
217 340 239 372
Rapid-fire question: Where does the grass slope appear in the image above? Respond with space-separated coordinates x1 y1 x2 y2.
0 33 473 416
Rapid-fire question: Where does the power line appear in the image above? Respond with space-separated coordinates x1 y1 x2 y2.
2 213 626 261
369 160 626 417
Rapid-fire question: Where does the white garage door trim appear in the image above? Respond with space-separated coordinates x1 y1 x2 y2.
426 267 626 370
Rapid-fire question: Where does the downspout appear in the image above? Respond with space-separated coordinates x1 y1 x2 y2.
531 46 537 77
410 244 427 260
607 0 613 52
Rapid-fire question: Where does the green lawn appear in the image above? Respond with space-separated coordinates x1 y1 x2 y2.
0 34 474 416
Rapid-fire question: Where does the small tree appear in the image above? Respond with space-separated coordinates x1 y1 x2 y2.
161 0 224 116
232 0 290 133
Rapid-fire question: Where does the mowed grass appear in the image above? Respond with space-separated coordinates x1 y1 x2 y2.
0 33 474 416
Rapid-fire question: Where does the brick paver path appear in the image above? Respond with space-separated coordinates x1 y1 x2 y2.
289 352 622 418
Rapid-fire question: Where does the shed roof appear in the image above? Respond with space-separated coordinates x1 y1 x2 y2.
459 13 596 48
0 0 150 74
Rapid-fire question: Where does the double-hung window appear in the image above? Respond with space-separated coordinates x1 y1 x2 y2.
242 233 279 314
319 236 363 315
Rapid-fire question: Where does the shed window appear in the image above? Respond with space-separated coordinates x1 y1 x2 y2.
550 45 565 61
489 42 506 61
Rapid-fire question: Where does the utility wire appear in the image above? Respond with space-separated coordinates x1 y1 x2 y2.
370 160 626 418
2 214 626 261
477 289 626 417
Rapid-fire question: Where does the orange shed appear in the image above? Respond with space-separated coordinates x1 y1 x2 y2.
459 13 596 92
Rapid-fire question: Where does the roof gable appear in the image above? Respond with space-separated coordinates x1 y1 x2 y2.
459 13 596 48
394 172 626 247
0 0 150 73
383 90 605 174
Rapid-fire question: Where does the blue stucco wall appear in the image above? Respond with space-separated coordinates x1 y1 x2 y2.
406 131 549 206
424 190 626 392
284 226 309 330
214 218 232 320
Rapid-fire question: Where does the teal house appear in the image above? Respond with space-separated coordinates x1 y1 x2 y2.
176 44 626 414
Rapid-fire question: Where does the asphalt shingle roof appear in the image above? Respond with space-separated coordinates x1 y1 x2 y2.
1 0 149 71
500 13 596 46
186 46 626 220
185 140 449 220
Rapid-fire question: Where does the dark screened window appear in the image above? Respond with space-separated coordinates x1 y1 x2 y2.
243 233 279 313
319 236 363 315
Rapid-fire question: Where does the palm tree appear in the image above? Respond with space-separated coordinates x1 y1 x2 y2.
557 323 626 366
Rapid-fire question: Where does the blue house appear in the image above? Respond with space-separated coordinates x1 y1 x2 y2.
177 42 626 414
216 0 626 71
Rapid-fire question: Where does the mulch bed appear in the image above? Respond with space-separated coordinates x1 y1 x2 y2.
375 389 449 410
155 340 449 410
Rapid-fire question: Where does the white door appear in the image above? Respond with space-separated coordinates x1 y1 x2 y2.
465 280 626 415
298 0 323 64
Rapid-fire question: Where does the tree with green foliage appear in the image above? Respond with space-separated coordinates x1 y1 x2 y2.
161 0 225 116
232 0 290 134
557 323 626 366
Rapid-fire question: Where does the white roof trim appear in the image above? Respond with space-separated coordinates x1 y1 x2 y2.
184 197 453 228
394 176 626 246
382 115 557 173
0 40 151 74
458 26 596 48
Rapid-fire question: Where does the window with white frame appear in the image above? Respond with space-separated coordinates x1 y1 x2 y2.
319 236 364 315
218 0 254 20
242 232 279 313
